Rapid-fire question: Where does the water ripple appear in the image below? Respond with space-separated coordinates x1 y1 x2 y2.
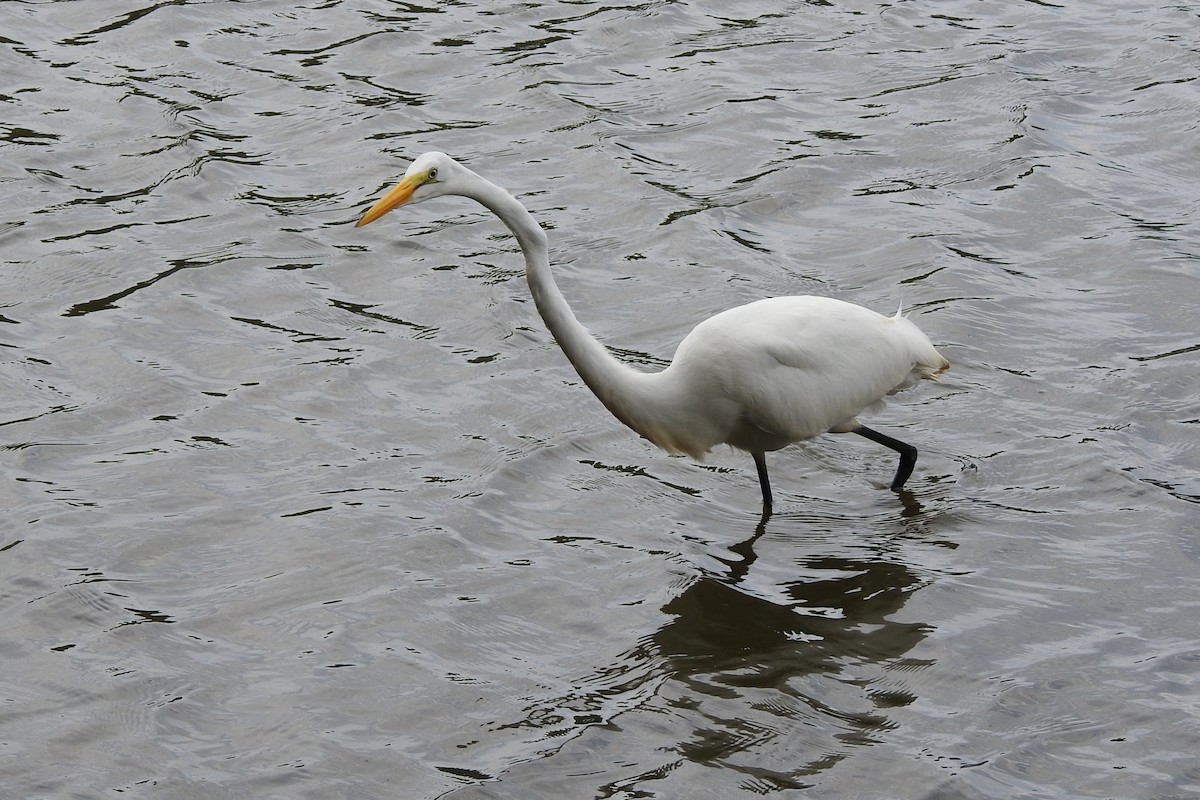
3 2 1199 798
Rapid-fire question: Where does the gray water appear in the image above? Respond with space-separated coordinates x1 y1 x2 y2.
3 1 1199 798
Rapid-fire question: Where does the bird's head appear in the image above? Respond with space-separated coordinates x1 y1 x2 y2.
355 151 465 227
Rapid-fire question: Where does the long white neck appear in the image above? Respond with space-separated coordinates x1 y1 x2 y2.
465 178 688 452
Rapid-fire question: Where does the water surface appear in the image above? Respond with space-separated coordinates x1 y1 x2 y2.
3 1 1198 798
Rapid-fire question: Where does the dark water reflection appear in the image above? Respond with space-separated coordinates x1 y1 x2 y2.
4 1 1200 798
432 517 937 798
653 548 929 785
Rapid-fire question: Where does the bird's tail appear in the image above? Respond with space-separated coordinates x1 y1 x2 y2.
892 308 950 380
917 354 951 380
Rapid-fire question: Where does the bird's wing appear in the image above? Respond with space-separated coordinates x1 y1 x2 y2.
686 298 925 441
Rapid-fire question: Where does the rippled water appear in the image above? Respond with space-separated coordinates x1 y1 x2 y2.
4 1 1199 797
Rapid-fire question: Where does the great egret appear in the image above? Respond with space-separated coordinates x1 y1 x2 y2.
356 152 949 511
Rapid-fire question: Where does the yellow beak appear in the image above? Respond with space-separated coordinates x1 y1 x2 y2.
356 174 423 227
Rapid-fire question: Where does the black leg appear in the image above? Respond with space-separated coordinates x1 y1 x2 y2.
752 452 773 513
852 426 918 491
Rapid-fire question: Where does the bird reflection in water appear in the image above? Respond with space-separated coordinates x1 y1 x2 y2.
645 514 931 788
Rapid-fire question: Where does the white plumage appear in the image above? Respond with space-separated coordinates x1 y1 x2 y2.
357 152 949 511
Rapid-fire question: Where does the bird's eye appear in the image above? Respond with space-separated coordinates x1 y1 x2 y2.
428 168 438 181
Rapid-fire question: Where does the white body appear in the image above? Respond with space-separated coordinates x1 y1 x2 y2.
620 296 947 460
357 152 949 501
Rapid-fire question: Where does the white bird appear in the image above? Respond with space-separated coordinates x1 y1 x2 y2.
356 152 949 512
